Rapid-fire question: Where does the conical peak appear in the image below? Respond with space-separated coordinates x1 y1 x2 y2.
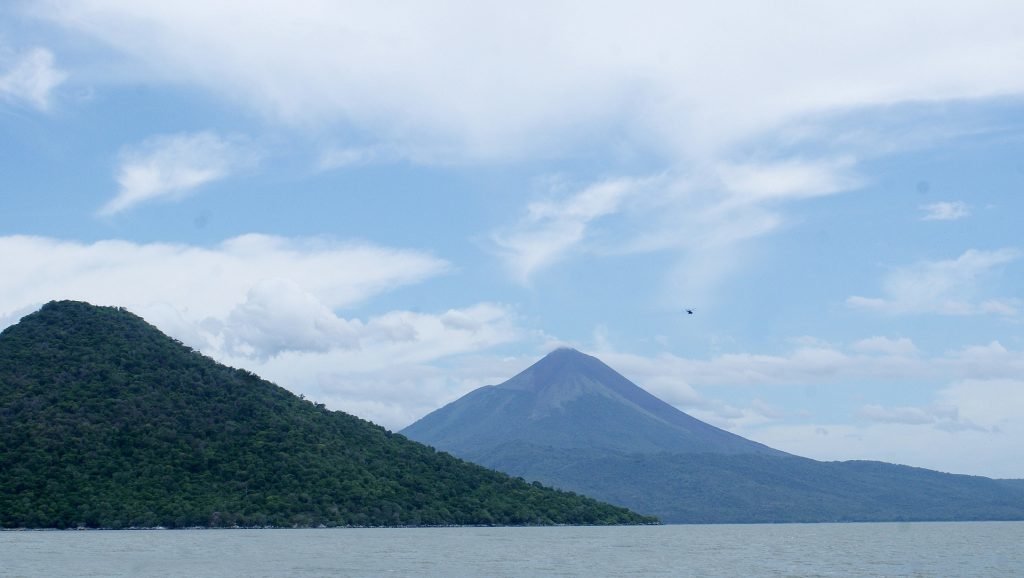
498 347 621 395
405 347 788 457
541 346 595 364
534 347 602 372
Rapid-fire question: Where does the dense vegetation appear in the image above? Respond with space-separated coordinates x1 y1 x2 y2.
464 442 1024 524
0 301 656 529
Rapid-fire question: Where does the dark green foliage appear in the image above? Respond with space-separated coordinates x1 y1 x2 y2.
0 301 656 529
463 442 1024 524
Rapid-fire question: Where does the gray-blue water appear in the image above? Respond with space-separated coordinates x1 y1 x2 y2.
2 522 1021 577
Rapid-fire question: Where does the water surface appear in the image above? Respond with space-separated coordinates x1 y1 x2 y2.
3 522 1020 577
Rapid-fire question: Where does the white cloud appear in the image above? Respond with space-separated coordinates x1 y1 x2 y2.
0 233 448 330
938 378 1024 429
850 336 919 356
751 377 1024 477
492 156 861 291
848 248 1021 316
920 201 971 221
492 176 653 283
753 420 1023 478
220 303 525 428
292 348 538 429
582 335 1024 475
37 2 1024 162
316 145 389 170
0 46 66 111
859 404 962 427
37 1 1021 301
601 338 1024 391
218 278 363 358
716 157 860 205
595 351 710 409
0 234 539 428
99 131 259 215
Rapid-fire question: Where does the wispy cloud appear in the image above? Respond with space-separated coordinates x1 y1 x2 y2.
99 131 258 216
716 157 860 206
492 155 861 297
858 403 977 429
847 248 1021 316
492 176 654 283
920 201 971 221
850 336 919 356
316 145 389 171
754 375 1024 477
41 3 1024 162
594 339 1024 476
600 337 1024 394
0 47 66 111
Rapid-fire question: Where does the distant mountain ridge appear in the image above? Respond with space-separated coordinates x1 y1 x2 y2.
0 301 654 529
403 347 784 457
403 348 1024 523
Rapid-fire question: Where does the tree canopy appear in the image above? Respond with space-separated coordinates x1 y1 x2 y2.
0 301 656 529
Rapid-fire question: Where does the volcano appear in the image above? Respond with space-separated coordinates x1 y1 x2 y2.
403 347 1024 523
402 347 783 457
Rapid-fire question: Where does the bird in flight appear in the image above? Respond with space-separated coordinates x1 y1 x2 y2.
685 309 694 315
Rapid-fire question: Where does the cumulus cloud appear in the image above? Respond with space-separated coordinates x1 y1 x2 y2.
0 233 537 428
220 303 525 427
847 248 1021 316
0 46 66 111
0 234 448 325
920 201 971 221
219 279 363 358
99 131 259 215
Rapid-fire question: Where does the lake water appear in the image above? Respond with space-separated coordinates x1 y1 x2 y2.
2 522 1021 577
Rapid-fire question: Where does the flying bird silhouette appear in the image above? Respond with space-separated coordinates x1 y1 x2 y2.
685 309 694 315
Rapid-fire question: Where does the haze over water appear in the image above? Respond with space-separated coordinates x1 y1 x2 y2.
4 522 1021 577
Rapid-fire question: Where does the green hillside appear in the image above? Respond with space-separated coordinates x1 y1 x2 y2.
0 301 656 529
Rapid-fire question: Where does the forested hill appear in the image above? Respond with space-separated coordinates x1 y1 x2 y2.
0 301 655 529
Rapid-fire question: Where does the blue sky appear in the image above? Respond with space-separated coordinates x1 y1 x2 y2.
2 1 1023 477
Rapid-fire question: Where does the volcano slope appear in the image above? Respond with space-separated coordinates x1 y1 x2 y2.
403 348 1024 523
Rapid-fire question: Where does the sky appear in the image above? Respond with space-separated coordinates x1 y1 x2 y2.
2 1 1023 478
